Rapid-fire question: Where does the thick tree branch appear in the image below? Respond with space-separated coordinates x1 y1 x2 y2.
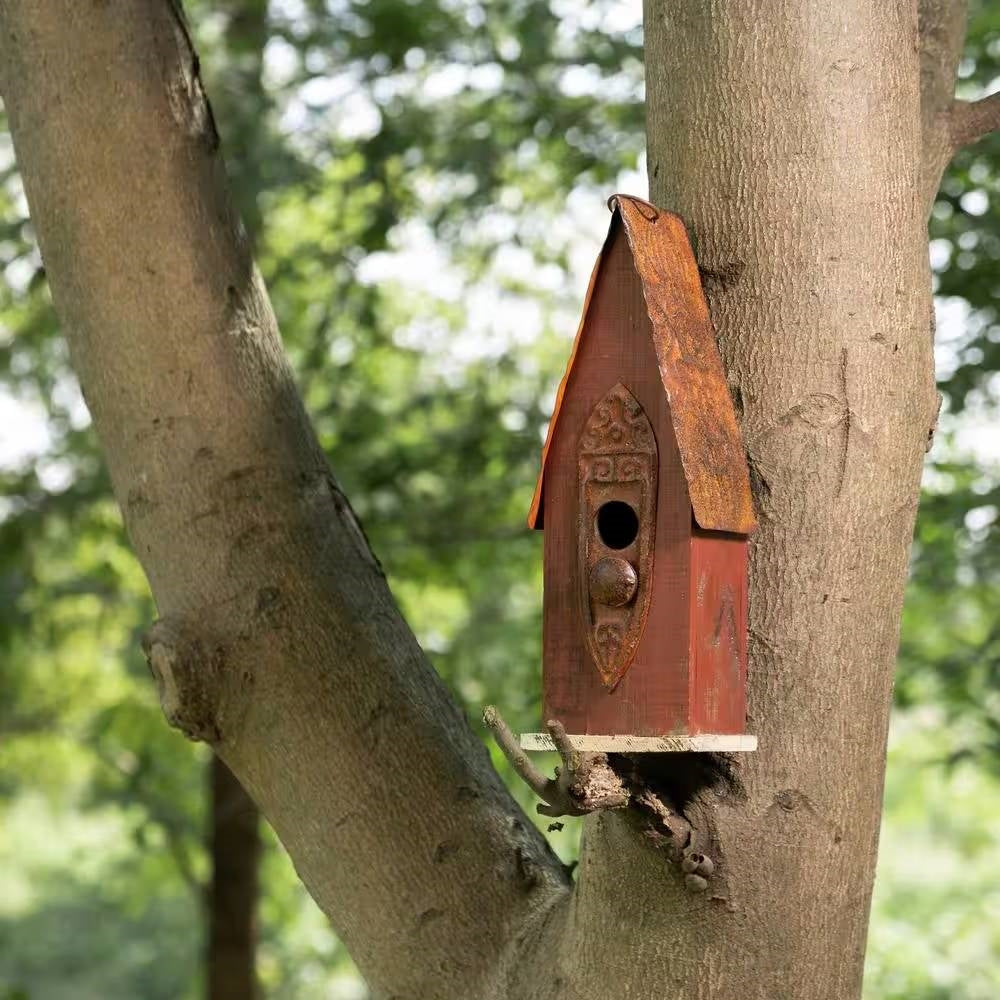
950 91 1000 151
0 3 567 997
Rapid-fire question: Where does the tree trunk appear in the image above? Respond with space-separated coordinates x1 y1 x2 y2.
207 756 260 1000
0 2 991 999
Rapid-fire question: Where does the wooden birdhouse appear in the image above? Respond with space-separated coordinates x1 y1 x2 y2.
522 194 757 753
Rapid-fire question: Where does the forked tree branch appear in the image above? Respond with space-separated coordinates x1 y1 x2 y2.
918 0 970 212
918 0 1000 214
483 707 718 894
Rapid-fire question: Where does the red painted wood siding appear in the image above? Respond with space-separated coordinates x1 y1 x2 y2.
688 530 748 734
541 219 693 736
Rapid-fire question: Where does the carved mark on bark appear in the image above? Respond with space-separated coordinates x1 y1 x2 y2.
837 347 850 498
698 259 746 291
767 788 844 845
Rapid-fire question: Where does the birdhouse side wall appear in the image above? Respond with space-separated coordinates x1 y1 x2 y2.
688 530 749 734
541 222 693 737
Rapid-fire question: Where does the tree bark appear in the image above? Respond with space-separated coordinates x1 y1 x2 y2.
0 1 986 999
207 756 260 1000
0 4 567 999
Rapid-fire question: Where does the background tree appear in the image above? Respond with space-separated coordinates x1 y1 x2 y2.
0 1 998 998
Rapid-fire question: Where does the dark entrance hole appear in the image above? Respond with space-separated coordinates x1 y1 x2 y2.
596 500 639 550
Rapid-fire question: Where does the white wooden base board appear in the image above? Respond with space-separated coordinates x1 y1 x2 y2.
519 733 758 753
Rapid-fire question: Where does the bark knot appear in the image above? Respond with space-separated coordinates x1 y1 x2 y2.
142 618 226 743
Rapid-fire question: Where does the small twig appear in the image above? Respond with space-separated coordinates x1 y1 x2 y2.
950 92 1000 152
481 706 550 800
546 718 582 774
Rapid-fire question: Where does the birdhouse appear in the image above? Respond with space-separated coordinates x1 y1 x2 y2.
521 195 757 753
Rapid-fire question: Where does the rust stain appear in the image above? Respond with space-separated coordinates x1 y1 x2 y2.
529 194 756 535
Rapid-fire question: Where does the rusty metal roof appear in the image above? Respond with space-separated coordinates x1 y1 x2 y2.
528 194 756 535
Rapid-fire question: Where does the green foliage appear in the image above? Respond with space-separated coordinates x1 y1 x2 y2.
865 714 1000 1000
0 794 199 1000
0 0 998 997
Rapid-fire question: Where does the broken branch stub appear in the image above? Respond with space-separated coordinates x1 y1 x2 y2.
142 618 224 743
483 708 628 818
484 707 721 894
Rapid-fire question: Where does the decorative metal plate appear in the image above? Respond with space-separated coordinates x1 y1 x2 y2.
578 383 657 688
